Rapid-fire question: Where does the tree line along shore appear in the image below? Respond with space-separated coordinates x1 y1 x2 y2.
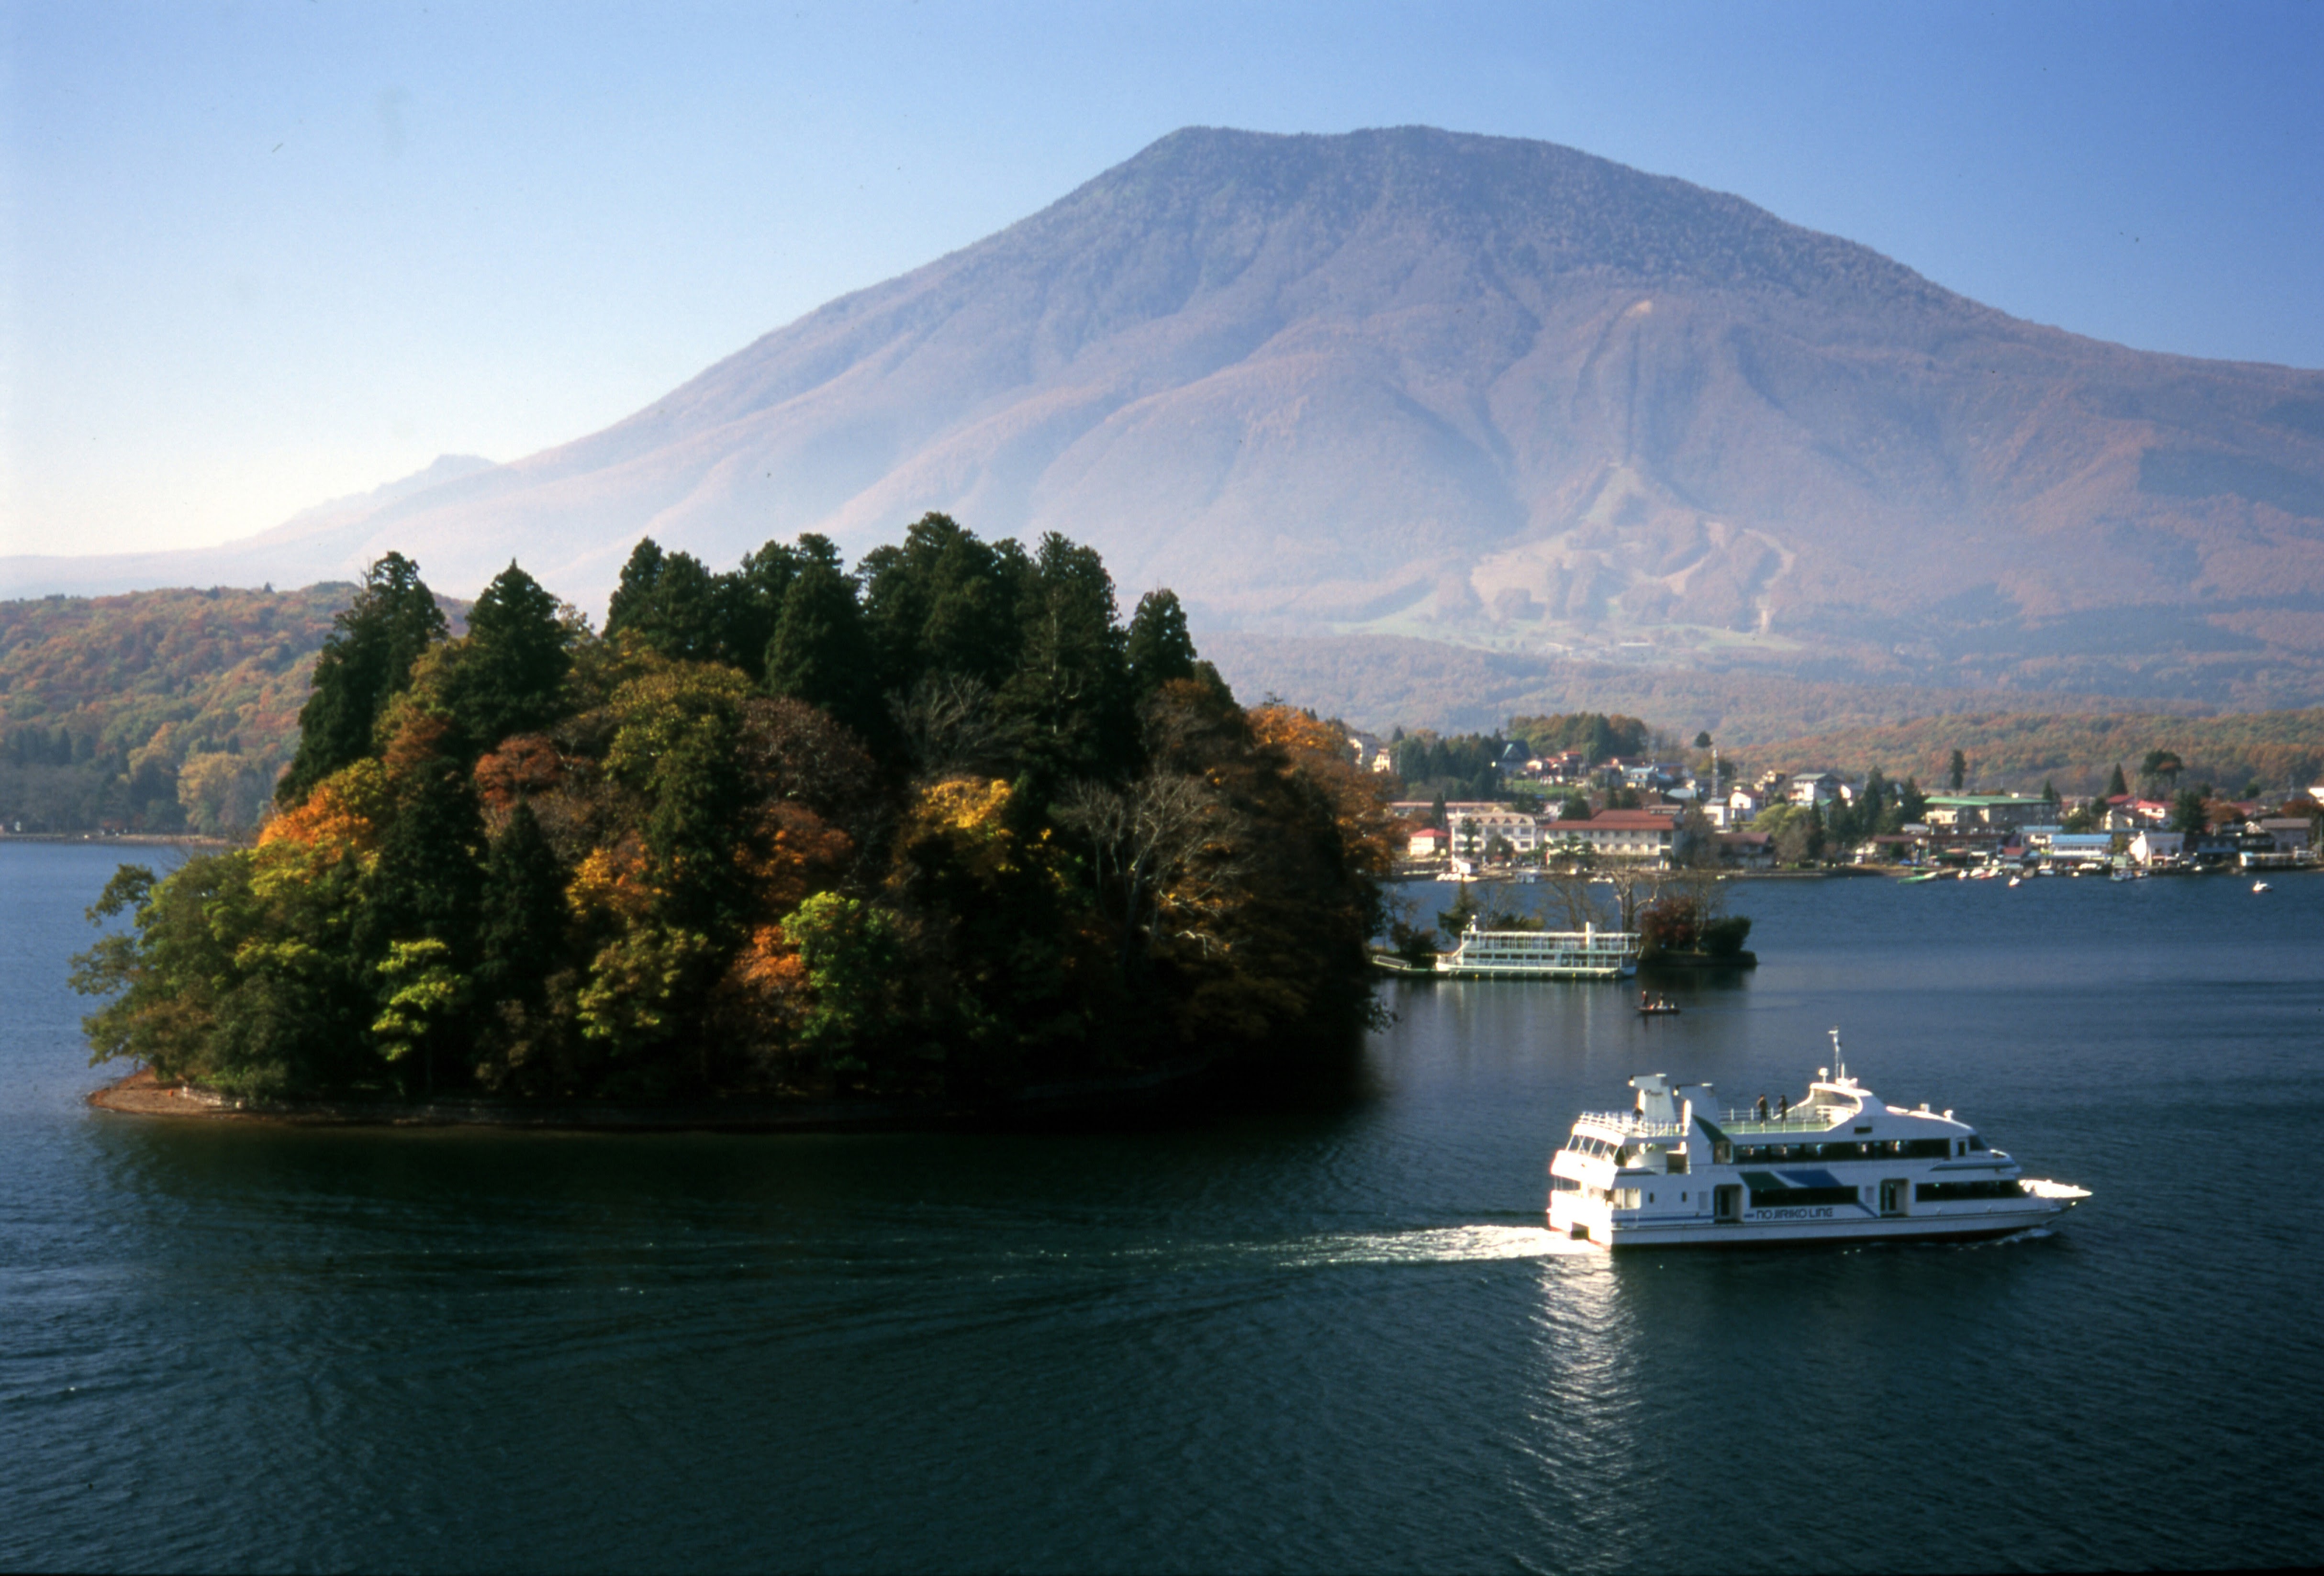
72 518 1399 1110
6 580 2323 843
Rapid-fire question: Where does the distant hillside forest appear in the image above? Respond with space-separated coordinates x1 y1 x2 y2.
1751 711 2324 799
1199 632 2226 745
75 518 1396 1106
0 586 355 833
1387 713 1657 799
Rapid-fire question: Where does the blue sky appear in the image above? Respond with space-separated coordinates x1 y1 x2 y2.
5 0 2321 555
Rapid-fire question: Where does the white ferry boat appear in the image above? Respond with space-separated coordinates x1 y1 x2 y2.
1435 921 1640 980
1548 1033 2088 1247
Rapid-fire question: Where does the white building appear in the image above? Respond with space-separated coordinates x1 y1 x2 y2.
1552 810 1685 865
1450 810 1543 858
1784 771 1852 808
2129 829 2184 867
1715 785 1767 830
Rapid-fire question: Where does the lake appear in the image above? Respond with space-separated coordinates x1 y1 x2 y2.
5 841 2323 1572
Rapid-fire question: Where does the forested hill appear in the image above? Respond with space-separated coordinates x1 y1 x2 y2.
1750 710 2324 799
0 586 353 833
76 519 1397 1107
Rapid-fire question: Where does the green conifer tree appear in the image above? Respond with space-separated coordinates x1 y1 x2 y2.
717 540 804 676
765 535 878 738
604 539 666 639
1126 589 1199 697
278 554 447 806
440 562 570 750
476 802 567 1007
605 539 721 662
1000 533 1134 784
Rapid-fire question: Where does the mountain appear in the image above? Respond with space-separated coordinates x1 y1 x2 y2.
2 455 495 599
12 127 2324 707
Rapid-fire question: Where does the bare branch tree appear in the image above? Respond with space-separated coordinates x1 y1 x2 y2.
891 673 1005 780
1056 771 1238 969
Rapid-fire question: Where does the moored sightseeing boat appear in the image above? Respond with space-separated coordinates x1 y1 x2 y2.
1431 921 1641 980
1548 1033 2088 1247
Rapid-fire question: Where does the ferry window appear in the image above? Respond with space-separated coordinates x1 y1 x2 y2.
1916 1180 2026 1202
1666 1152 1687 1174
1902 1139 1951 1160
1747 1183 1859 1209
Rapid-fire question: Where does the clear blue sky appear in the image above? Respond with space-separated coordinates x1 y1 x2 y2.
5 0 2321 555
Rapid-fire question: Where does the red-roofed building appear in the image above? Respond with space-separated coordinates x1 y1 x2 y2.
1553 808 1690 865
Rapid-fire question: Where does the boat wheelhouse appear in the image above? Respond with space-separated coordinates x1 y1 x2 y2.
1435 922 1640 980
1548 1032 2087 1247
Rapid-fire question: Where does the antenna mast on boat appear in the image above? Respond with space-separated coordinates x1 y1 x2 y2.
1828 1027 1845 1081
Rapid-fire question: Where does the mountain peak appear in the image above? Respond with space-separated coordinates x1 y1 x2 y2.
12 127 2323 708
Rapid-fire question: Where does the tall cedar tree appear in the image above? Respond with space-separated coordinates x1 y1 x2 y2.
765 536 880 739
605 540 723 663
361 749 487 963
1003 533 1136 785
718 540 804 677
1126 589 1198 697
476 802 566 1009
278 554 447 805
861 513 1027 693
440 563 570 751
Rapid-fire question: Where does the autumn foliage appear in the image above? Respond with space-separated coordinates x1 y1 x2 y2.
76 519 1395 1105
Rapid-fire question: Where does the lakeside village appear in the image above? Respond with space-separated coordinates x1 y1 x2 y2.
1351 731 2324 884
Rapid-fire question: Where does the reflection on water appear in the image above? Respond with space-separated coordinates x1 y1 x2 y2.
1279 1223 1589 1266
6 846 2324 1573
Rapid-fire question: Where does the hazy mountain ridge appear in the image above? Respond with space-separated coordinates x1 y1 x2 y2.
10 126 2323 705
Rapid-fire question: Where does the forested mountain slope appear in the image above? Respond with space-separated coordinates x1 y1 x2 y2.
0 585 464 834
0 587 349 832
1748 709 2324 799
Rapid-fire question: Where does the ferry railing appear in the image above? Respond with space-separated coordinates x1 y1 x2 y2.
1716 1108 1852 1133
1574 1107 1853 1137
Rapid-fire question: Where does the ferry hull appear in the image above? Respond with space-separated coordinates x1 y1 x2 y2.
1552 1198 2077 1250
1438 962 1635 980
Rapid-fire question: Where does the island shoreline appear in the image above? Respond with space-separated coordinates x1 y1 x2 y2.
87 1059 1225 1134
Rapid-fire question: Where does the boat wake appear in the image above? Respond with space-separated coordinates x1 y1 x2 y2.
1278 1224 1595 1267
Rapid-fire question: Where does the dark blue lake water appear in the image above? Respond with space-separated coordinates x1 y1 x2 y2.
5 841 2323 1572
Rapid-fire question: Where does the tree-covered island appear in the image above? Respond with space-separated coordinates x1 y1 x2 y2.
74 517 1397 1110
